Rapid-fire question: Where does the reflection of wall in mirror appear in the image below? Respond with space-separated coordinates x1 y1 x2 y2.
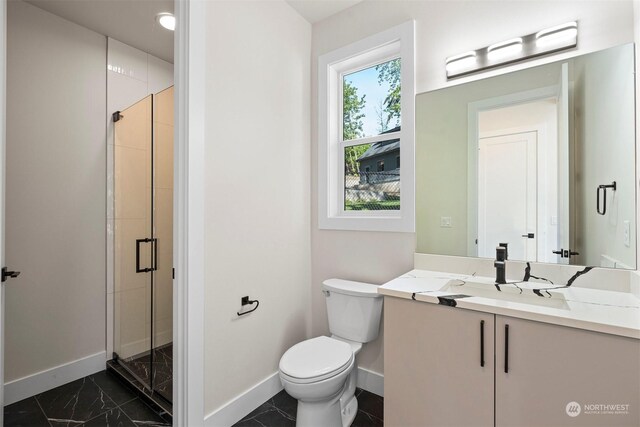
416 63 562 258
573 45 636 269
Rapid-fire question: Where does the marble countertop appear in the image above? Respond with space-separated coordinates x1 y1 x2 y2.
379 269 640 339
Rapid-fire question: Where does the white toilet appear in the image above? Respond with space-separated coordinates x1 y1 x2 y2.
279 279 383 427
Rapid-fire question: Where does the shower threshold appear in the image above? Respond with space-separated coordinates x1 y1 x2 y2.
107 344 174 421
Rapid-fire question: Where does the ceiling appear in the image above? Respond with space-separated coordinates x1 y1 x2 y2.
22 0 174 63
286 0 363 24
20 0 364 62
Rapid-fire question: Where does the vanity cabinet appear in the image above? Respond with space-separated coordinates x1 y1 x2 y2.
494 316 640 426
384 297 495 427
384 297 640 427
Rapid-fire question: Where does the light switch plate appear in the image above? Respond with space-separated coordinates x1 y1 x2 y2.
440 216 452 228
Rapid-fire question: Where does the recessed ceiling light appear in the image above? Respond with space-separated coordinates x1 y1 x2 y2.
156 13 175 31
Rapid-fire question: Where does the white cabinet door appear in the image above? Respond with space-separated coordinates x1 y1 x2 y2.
384 297 495 427
495 315 640 426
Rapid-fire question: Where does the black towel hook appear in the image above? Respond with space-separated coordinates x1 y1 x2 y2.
596 181 616 215
237 296 259 316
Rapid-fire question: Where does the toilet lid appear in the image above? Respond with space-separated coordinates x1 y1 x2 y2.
279 336 353 382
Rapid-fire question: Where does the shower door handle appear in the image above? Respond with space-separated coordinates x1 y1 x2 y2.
136 238 155 273
153 238 158 271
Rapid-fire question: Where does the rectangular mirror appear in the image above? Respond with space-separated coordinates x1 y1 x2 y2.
416 43 636 269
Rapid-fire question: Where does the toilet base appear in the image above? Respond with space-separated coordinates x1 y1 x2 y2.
294 368 358 427
340 395 358 427
296 396 342 427
296 395 358 427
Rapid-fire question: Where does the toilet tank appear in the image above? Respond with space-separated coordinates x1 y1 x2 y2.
322 279 383 343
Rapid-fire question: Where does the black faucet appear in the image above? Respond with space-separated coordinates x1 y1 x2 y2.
495 244 508 284
499 242 509 260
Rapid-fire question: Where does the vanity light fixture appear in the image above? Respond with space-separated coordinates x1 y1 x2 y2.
445 21 578 79
156 12 175 31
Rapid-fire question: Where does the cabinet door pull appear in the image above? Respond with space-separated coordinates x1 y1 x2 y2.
480 320 485 367
504 324 510 373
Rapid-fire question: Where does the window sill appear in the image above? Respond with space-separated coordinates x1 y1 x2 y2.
318 214 414 233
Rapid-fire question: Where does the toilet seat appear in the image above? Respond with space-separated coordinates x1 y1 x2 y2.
279 336 354 384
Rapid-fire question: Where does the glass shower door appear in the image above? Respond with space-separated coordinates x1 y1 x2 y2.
113 88 174 405
113 95 155 389
151 86 174 402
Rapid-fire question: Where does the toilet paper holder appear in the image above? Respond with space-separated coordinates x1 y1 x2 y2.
237 296 260 316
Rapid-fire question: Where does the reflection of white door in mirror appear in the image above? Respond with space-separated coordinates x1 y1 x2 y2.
467 86 560 261
472 93 561 263
478 132 537 261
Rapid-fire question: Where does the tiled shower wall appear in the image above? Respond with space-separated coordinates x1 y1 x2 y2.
106 38 173 359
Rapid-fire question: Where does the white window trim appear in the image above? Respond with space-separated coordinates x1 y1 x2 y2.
318 21 415 232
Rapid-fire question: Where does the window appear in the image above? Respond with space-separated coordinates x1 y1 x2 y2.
318 21 415 232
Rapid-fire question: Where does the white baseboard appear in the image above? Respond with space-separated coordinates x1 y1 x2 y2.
4 351 107 405
204 372 283 427
203 367 384 426
356 367 384 397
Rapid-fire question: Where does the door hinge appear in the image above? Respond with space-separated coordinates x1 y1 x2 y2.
172 268 175 279
112 111 123 122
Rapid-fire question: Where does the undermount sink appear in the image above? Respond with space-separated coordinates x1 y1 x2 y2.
439 280 571 310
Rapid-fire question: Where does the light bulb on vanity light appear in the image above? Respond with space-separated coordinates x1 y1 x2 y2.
156 12 175 31
535 21 578 48
487 38 523 61
445 51 477 75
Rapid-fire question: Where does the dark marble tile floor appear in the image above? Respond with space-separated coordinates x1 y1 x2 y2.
121 345 173 403
4 370 171 427
233 388 384 427
5 364 382 426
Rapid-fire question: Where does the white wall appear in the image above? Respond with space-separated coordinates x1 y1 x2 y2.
5 0 106 382
311 0 635 377
202 0 311 418
106 38 173 358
